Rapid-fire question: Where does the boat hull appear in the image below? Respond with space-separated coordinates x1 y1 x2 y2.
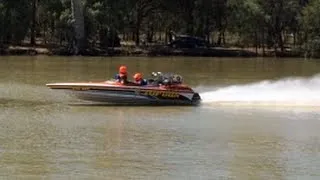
46 82 201 106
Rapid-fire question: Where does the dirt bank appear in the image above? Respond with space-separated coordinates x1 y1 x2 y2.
0 45 307 58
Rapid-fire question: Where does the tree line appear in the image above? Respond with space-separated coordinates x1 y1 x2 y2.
1 0 320 56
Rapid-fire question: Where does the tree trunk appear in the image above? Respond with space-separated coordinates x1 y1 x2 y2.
135 13 141 46
262 27 265 56
71 0 87 55
255 31 258 55
50 17 55 42
4 8 12 44
185 1 194 35
165 30 168 44
30 0 38 45
222 31 226 45
217 32 222 46
147 24 154 43
293 32 296 47
205 15 210 42
278 32 284 53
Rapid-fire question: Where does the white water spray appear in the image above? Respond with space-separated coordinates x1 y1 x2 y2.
200 74 320 106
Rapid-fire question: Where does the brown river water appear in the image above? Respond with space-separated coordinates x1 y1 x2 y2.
0 56 319 179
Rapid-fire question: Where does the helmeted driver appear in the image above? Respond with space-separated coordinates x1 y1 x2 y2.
115 65 129 84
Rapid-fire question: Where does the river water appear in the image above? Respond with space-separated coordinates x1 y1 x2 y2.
0 56 319 179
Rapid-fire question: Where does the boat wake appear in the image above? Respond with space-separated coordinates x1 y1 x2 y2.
199 74 320 107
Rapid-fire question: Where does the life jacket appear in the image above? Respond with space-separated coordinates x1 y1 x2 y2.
115 74 128 84
135 79 147 86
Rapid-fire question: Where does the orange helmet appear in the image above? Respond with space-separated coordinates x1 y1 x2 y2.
119 65 127 74
133 73 142 80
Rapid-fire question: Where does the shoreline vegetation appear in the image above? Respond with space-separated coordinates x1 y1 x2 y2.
0 41 305 58
1 0 320 58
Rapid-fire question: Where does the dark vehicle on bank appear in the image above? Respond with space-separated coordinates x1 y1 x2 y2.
168 35 210 49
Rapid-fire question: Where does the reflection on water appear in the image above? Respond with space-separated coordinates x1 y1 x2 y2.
0 56 319 179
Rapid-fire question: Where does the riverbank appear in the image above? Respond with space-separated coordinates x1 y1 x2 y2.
0 44 308 58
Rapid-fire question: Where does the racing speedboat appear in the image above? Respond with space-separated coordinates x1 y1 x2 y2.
46 72 201 106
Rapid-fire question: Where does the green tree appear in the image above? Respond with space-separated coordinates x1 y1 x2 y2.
301 0 320 57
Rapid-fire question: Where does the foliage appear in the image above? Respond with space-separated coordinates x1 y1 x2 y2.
0 0 319 55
